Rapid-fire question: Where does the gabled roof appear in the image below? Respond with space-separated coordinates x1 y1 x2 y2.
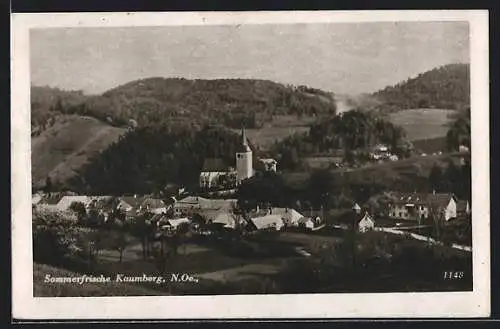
119 196 145 209
201 158 229 172
213 212 237 228
387 191 454 207
251 215 283 230
142 198 166 209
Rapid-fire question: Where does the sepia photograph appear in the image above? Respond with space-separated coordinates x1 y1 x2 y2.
11 10 490 319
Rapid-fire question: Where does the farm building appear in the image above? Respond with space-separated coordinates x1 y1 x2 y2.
250 215 284 231
386 191 460 222
270 207 304 226
199 158 236 189
213 212 238 229
173 196 237 216
358 212 375 233
257 158 278 172
297 217 315 229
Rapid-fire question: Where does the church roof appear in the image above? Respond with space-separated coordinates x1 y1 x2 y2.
202 158 229 172
237 127 252 153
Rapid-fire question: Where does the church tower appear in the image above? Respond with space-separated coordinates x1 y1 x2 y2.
236 127 253 185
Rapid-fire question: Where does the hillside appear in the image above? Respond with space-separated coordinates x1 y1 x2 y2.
31 115 126 189
371 63 470 112
66 78 337 129
31 86 89 135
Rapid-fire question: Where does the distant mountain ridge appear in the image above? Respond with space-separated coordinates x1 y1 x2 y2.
371 63 470 112
64 78 338 129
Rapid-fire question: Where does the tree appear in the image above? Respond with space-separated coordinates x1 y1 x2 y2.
429 164 443 192
44 176 53 193
69 201 87 224
111 230 132 263
306 169 336 209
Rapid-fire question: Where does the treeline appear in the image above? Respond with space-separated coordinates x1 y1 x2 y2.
57 78 337 129
446 107 471 151
272 110 410 170
70 125 245 194
31 86 89 135
429 159 471 201
372 63 470 112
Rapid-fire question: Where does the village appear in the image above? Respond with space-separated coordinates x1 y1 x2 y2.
32 127 473 295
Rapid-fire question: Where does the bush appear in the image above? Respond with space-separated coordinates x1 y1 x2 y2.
32 209 80 265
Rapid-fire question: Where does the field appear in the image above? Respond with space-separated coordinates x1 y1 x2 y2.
231 115 315 150
31 115 126 188
388 108 456 141
283 152 468 190
412 136 447 154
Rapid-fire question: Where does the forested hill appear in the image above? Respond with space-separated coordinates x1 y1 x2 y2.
63 78 337 129
31 86 89 135
371 63 470 112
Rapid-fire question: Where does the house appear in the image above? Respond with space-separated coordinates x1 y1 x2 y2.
269 207 304 226
250 215 284 231
118 196 145 212
258 158 278 172
358 212 375 233
297 217 315 229
37 194 65 211
199 158 236 189
386 191 458 222
173 196 237 216
213 212 238 229
141 198 167 214
56 196 92 211
32 194 42 206
161 217 191 231
457 200 471 219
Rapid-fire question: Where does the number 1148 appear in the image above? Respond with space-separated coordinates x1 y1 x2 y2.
443 271 464 279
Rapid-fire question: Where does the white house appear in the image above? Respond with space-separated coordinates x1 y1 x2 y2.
297 217 315 229
163 217 191 230
258 158 278 172
251 215 284 231
55 196 91 211
387 192 458 222
199 158 236 189
358 212 375 233
270 207 303 226
213 212 237 229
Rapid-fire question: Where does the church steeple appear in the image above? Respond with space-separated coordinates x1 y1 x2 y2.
241 127 248 147
238 126 251 153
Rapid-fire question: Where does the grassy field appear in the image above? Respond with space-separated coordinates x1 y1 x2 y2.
389 108 456 141
283 152 467 190
412 136 448 154
230 115 314 150
31 115 126 188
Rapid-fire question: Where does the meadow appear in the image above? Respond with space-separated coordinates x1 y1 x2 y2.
388 108 456 141
31 115 126 188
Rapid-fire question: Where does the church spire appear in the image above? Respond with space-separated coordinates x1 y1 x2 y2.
241 126 248 146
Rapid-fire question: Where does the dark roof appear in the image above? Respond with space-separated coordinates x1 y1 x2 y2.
41 194 64 205
388 191 454 207
457 200 470 212
202 158 229 172
142 198 165 209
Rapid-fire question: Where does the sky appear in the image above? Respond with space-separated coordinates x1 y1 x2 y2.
30 22 469 96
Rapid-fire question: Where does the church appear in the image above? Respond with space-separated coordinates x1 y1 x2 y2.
199 128 268 190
